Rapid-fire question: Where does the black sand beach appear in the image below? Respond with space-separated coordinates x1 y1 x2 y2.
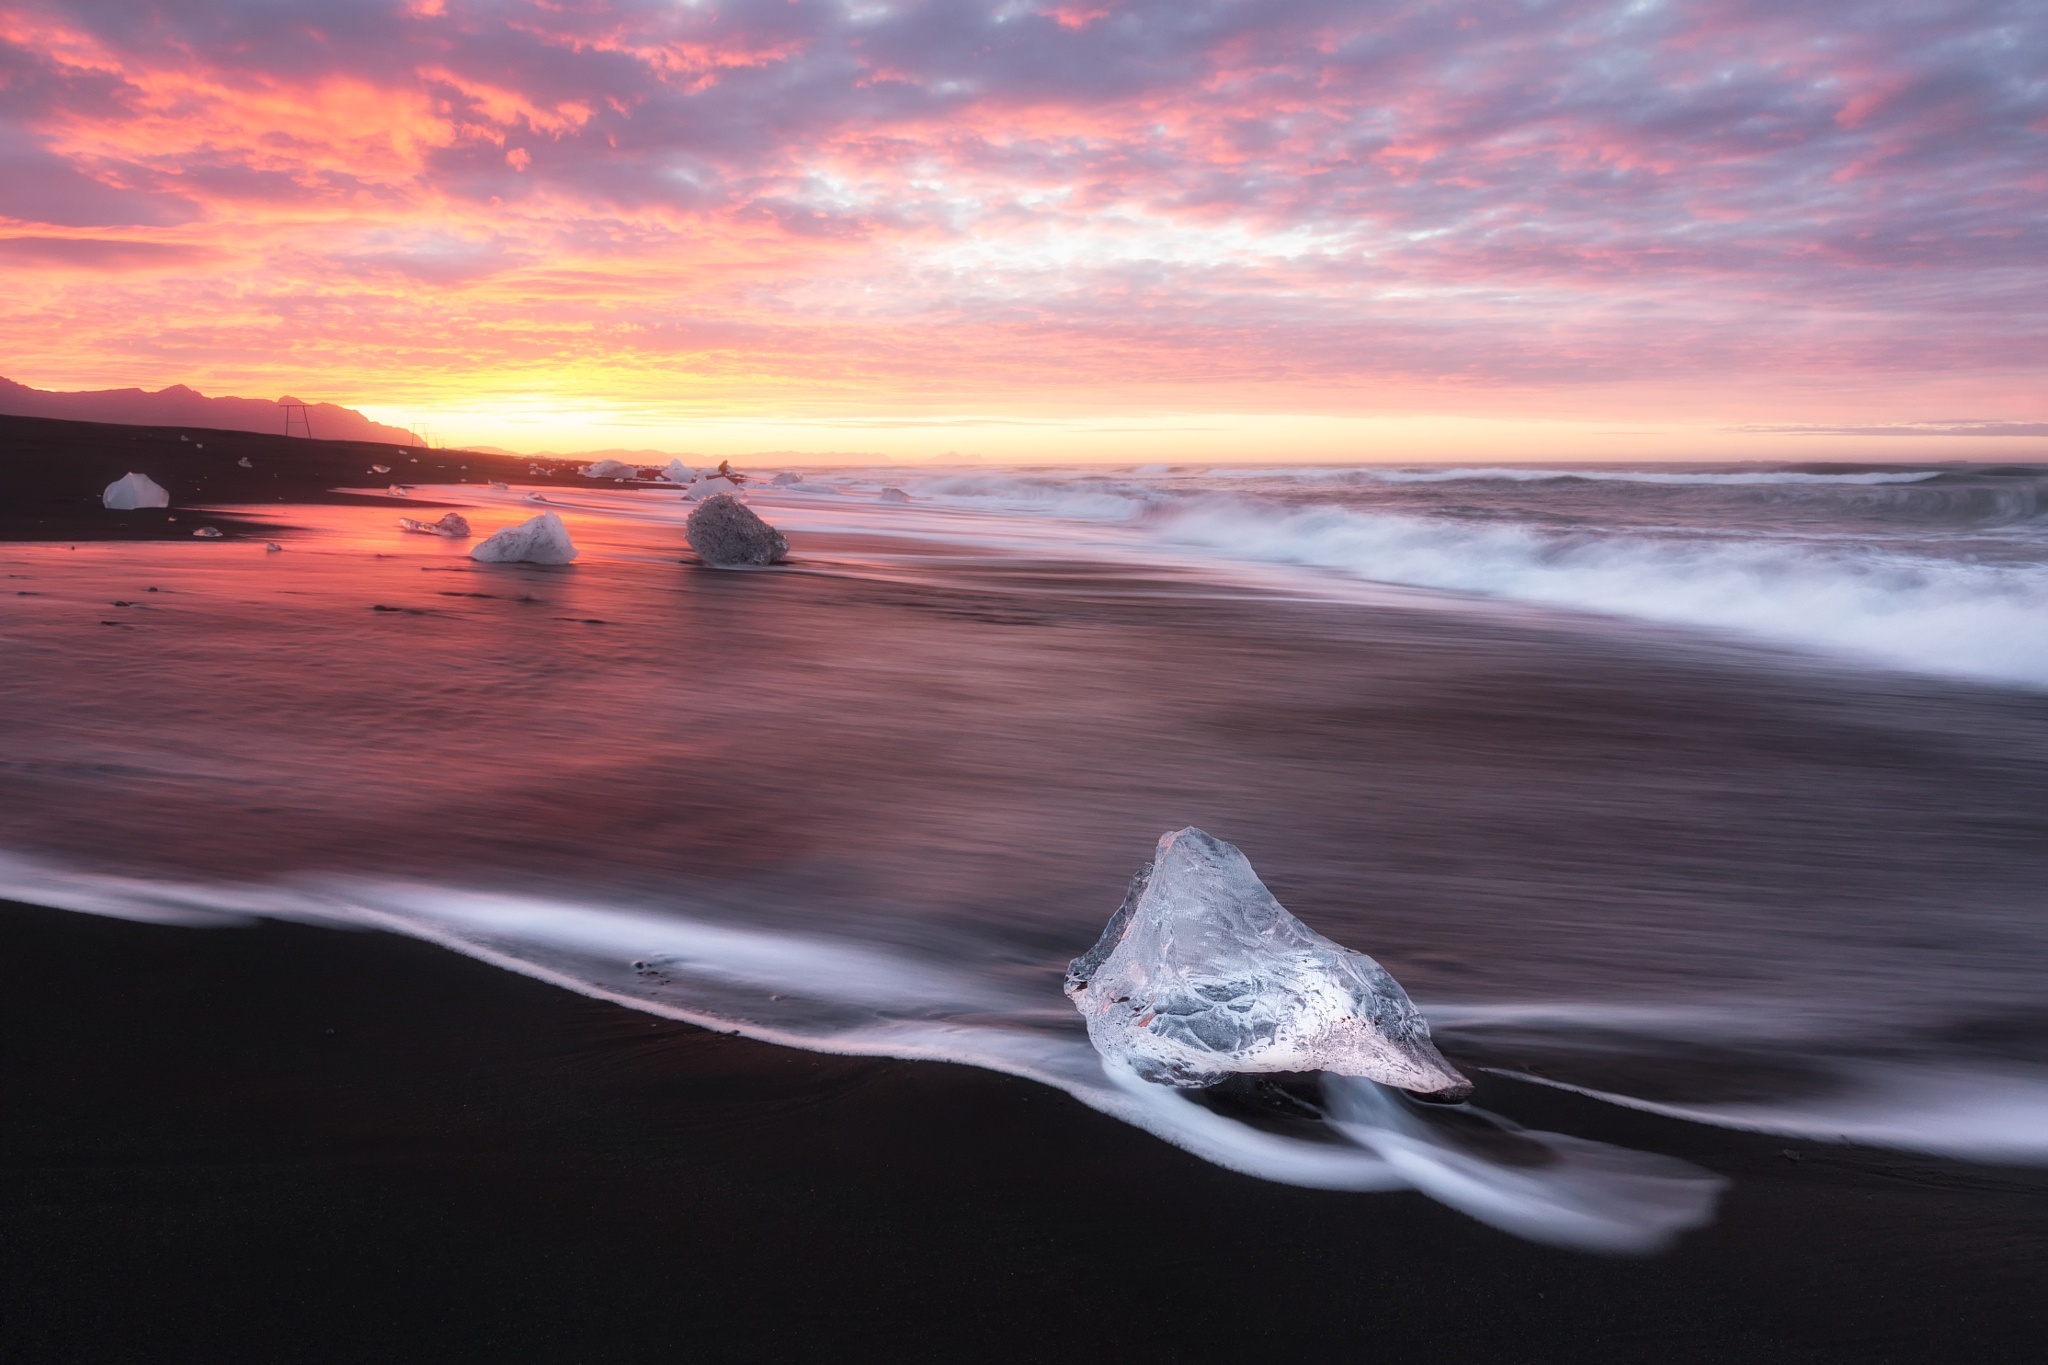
4 899 2045 1365
0 412 539 542
5 416 2048 1362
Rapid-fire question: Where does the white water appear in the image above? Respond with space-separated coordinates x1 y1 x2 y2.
738 465 2048 688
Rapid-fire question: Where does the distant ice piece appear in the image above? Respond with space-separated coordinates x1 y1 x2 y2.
686 475 740 500
470 510 578 564
371 464 391 474
581 458 639 479
685 493 789 567
489 480 509 491
192 526 222 538
387 484 407 497
659 459 696 484
879 487 911 503
102 472 170 510
770 471 802 486
399 512 472 538
237 457 253 468
524 491 548 502
264 541 283 552
1065 827 1472 1098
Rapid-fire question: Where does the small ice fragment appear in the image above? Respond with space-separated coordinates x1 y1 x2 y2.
1065 827 1472 1098
686 475 739 500
102 472 170 510
388 484 407 496
195 443 203 449
581 458 637 479
770 471 802 486
193 526 223 538
878 487 910 503
265 541 283 552
371 464 391 474
179 435 188 442
686 493 789 567
398 512 472 538
470 510 578 564
238 456 253 468
524 491 547 502
489 480 509 491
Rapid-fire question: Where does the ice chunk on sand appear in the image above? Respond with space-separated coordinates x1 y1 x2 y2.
1066 827 1471 1097
686 475 740 500
398 512 472 538
470 510 577 564
193 526 222 538
659 459 696 484
685 493 789 567
879 487 911 503
581 458 638 479
489 480 509 491
770 471 802 486
265 541 283 552
238 457 253 468
371 464 391 474
102 472 170 510
387 484 407 497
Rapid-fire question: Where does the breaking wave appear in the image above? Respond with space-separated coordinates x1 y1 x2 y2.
12 851 2048 1249
1144 501 2048 686
857 466 2048 687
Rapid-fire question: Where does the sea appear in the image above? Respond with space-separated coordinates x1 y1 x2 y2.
4 458 2045 1254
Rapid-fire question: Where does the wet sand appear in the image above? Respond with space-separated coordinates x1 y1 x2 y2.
3 898 2044 1364
5 416 2048 1360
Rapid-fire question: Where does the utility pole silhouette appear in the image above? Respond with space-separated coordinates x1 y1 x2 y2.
281 402 313 439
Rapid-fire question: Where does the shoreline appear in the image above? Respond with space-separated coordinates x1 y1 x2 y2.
5 897 2045 1362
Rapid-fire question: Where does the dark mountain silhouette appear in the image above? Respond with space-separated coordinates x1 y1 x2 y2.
0 375 419 444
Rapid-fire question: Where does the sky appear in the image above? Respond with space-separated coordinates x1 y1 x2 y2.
0 0 2043 461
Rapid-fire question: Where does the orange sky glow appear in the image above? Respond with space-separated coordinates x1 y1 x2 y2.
2 1 2042 461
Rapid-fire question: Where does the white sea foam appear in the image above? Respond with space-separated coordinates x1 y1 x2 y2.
1343 467 1947 487
0 851 1718 1251
15 851 2048 1245
1143 501 2048 685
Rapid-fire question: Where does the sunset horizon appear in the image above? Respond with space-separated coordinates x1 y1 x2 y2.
4 1 2042 461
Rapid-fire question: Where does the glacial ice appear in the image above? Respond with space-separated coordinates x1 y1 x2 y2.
102 472 170 510
687 475 740 500
399 512 472 538
686 493 789 566
771 471 802 486
879 487 911 503
1066 827 1471 1097
470 510 578 564
660 459 696 484
237 457 253 468
193 526 223 538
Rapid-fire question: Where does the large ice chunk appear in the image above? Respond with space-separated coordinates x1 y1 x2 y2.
399 512 471 538
470 510 578 564
581 458 638 479
686 493 788 566
102 472 169 509
1065 827 1471 1098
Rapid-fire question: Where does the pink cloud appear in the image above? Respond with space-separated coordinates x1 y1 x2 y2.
0 0 2037 420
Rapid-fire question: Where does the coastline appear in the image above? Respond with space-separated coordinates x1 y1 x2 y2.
5 897 2044 1363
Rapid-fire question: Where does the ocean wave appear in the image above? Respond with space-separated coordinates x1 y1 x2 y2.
0 852 1720 1252
1143 501 2048 685
15 852 2048 1246
1343 467 1949 486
